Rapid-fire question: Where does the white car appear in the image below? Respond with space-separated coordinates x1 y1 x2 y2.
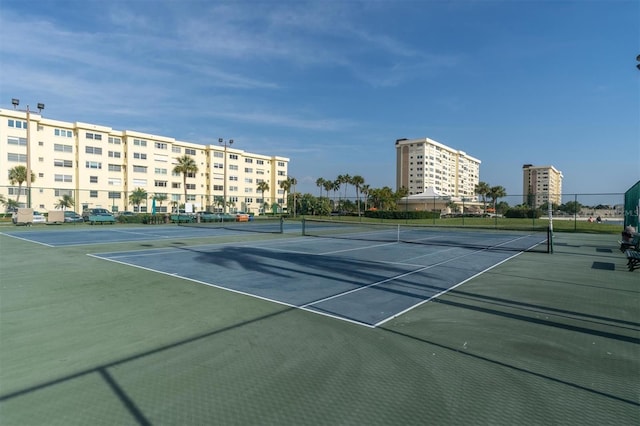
32 211 46 223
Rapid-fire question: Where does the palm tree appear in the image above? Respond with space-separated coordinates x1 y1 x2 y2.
360 184 370 211
475 181 491 214
257 181 270 214
129 187 148 212
280 176 297 216
172 155 198 205
322 179 333 199
488 185 507 213
351 175 365 216
280 178 292 212
152 193 168 212
55 194 75 211
8 165 35 206
339 174 351 201
315 177 326 198
332 180 341 210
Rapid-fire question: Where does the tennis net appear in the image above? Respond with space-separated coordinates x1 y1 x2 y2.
302 218 551 253
178 216 284 234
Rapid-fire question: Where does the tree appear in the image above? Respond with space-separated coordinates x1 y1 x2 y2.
172 155 198 205
129 187 148 212
338 174 351 201
360 184 370 211
287 176 298 216
279 178 292 212
488 185 507 212
8 165 35 206
257 181 270 214
152 193 168 212
55 194 75 211
4 198 19 213
475 181 491 214
315 177 326 198
322 179 333 199
351 175 365 216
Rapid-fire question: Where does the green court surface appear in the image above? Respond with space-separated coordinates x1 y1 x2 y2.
0 225 638 425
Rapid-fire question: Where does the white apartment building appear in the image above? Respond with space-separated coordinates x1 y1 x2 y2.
522 164 563 207
0 108 289 214
395 137 481 198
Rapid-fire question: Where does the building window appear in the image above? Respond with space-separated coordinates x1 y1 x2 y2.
86 132 102 140
8 119 27 128
213 151 223 158
108 136 121 144
278 161 285 167
7 153 27 162
133 165 147 173
185 148 196 156
155 168 167 174
155 142 167 150
85 161 102 169
85 146 102 155
54 143 73 152
108 192 121 199
133 152 147 159
133 139 147 147
55 189 73 197
54 159 73 168
172 146 181 153
54 128 73 138
245 158 253 163
256 160 264 165
108 151 121 158
186 184 196 190
155 181 168 187
229 154 238 160
108 164 121 172
133 179 147 186
90 176 98 183
89 190 98 198
54 174 73 182
172 183 181 189
7 136 27 145
108 178 122 186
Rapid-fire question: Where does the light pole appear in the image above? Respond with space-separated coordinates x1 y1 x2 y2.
218 138 234 214
11 98 45 209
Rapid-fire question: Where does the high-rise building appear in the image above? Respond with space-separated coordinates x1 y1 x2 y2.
522 164 563 207
395 137 481 198
0 108 289 214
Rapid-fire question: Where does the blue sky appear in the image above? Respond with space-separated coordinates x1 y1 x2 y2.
1 0 638 200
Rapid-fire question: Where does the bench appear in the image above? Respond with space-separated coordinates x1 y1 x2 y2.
625 249 640 271
170 214 195 223
88 215 116 224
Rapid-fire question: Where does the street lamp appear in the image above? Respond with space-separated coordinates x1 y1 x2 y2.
11 98 45 209
218 138 234 214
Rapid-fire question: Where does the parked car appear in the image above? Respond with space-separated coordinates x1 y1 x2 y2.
82 208 115 222
235 212 250 222
33 212 46 223
64 211 83 223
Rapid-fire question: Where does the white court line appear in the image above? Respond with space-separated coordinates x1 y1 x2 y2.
374 251 524 327
0 232 55 247
88 232 536 328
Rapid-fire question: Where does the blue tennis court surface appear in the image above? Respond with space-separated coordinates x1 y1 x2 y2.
0 223 297 247
91 236 533 327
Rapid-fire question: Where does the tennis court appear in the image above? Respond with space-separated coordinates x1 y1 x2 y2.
55 219 548 327
1 223 638 425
